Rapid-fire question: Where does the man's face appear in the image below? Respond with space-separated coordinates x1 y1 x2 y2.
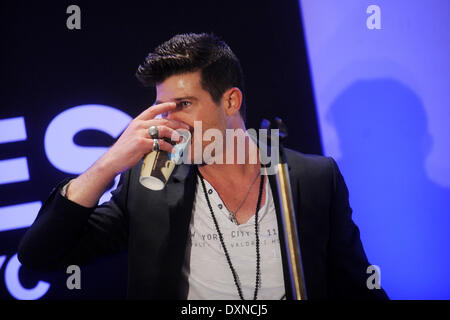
155 70 227 162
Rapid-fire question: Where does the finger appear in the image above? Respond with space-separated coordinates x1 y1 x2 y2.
136 102 177 121
145 118 190 131
146 125 182 143
149 138 174 153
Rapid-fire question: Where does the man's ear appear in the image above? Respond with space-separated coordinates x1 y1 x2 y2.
222 87 243 116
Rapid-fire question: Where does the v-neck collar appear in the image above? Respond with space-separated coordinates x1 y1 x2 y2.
197 174 270 228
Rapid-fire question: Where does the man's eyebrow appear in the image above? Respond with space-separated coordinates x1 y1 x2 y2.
154 96 198 105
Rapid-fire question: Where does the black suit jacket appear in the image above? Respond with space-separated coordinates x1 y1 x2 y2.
18 149 388 300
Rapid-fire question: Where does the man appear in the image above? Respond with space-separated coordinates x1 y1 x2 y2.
18 33 388 300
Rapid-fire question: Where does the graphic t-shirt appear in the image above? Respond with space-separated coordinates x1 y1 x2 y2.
183 175 286 300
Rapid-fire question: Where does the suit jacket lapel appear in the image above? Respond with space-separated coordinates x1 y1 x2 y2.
158 164 197 298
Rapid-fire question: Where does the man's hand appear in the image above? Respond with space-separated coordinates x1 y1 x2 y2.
101 102 189 175
65 102 189 208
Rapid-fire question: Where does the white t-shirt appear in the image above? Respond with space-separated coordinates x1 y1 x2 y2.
182 175 286 300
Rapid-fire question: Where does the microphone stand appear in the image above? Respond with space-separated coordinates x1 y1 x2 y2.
262 118 308 300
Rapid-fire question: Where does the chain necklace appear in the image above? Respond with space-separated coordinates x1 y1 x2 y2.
228 170 261 225
196 166 265 300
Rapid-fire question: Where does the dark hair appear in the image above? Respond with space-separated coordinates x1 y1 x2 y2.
136 33 246 121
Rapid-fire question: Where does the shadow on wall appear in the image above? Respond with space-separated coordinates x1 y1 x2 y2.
328 78 450 299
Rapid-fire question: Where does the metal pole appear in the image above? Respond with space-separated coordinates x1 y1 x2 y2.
260 117 307 300
275 161 308 300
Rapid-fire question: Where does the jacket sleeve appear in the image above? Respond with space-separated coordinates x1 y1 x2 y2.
17 170 130 272
326 157 389 299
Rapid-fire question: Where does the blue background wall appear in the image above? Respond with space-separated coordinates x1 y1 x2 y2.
299 0 450 299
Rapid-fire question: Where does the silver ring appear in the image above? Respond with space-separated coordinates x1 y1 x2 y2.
152 139 160 152
148 125 159 139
